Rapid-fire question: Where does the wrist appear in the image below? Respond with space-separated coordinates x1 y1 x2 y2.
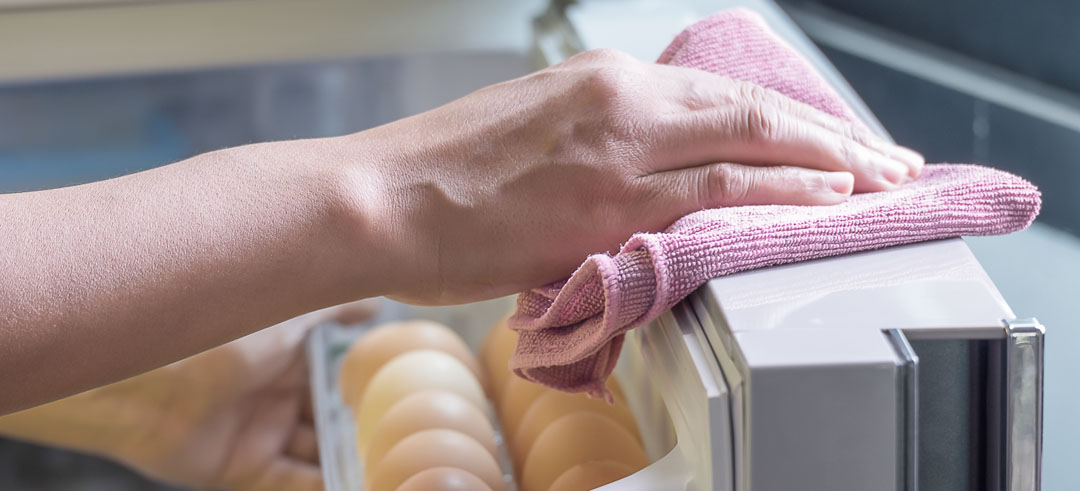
181 138 390 317
320 132 420 302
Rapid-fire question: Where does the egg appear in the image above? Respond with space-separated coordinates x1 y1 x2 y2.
547 460 635 491
496 376 548 438
366 390 497 468
499 376 629 443
339 320 484 409
511 389 640 469
395 467 494 491
367 429 506 491
521 412 648 491
480 318 517 399
355 350 486 453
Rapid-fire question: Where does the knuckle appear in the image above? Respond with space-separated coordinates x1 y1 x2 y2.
737 82 770 106
839 121 861 142
698 166 718 207
704 164 755 206
840 122 873 148
576 67 651 140
576 48 632 64
572 50 639 106
585 65 627 103
706 75 742 106
733 83 789 143
681 75 721 111
836 139 859 170
741 104 779 143
812 171 832 193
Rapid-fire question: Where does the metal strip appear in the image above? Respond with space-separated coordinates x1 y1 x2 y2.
886 329 919 491
689 291 748 491
305 324 343 491
1003 319 1045 491
667 302 735 491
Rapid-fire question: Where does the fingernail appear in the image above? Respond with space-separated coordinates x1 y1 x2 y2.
825 172 854 194
880 160 908 185
895 145 925 176
908 158 925 178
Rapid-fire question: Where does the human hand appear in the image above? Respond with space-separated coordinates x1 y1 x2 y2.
344 49 924 304
0 299 377 491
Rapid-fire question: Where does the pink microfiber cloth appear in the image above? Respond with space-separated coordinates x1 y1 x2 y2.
509 9 1041 399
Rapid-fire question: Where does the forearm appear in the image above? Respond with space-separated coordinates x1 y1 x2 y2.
0 137 378 414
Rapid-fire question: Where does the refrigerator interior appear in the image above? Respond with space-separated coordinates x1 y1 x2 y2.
307 298 709 490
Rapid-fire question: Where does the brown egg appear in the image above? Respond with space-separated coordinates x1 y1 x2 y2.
521 413 648 491
511 389 641 469
480 318 517 399
396 467 494 491
367 390 498 469
355 351 486 453
339 320 485 409
497 376 548 438
547 460 635 491
367 429 506 491
499 376 629 447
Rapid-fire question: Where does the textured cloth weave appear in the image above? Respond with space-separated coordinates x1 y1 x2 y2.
509 9 1042 399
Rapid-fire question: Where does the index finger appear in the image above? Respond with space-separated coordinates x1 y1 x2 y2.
650 103 910 193
661 66 924 177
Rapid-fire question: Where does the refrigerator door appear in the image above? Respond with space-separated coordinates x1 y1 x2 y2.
691 280 906 491
691 238 1044 491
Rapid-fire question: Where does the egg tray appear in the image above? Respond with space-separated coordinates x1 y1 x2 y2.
308 298 697 491
307 320 519 491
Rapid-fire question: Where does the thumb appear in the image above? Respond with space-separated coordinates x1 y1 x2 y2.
649 162 853 213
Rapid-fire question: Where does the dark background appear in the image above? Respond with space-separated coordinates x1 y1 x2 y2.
784 0 1080 237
